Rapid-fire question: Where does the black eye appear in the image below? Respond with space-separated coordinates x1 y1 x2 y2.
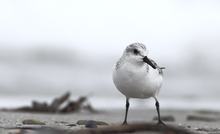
133 49 139 55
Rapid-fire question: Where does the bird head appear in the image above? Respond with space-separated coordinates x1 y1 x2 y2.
124 43 156 69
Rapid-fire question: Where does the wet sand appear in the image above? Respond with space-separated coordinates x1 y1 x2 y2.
0 109 220 134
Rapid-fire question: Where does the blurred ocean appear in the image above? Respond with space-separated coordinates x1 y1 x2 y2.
0 45 219 110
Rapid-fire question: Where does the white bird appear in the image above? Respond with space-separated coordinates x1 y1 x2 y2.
113 43 165 125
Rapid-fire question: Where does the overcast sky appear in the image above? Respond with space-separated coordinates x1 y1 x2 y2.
0 0 220 62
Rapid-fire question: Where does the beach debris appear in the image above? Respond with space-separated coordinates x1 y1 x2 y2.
75 123 196 134
85 120 98 128
77 120 108 126
50 92 71 112
22 119 46 125
187 115 219 122
77 120 108 128
59 96 87 113
54 121 69 124
0 92 96 114
65 123 77 127
153 115 175 122
7 123 195 134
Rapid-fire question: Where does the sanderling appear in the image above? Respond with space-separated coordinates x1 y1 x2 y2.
113 43 165 125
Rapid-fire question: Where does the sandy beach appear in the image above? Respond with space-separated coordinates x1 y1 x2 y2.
0 108 220 134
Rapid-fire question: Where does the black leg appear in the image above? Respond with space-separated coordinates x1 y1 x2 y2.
154 97 166 126
123 98 129 125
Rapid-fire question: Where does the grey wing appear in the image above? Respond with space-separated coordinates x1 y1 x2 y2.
149 59 164 75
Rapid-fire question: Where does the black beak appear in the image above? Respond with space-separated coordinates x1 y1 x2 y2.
143 56 157 69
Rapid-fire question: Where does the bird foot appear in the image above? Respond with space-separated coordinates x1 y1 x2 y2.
157 120 166 126
122 121 128 125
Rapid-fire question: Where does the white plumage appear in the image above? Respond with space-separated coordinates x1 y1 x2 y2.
113 59 163 98
112 43 165 125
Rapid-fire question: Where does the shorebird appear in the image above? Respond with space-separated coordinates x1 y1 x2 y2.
113 43 165 125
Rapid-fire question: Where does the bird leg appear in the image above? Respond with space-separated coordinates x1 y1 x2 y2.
154 98 166 126
122 98 130 125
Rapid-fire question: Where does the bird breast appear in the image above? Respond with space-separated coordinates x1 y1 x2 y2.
113 62 163 98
